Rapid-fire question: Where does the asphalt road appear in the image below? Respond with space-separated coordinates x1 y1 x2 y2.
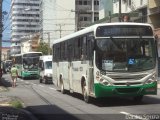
1 74 160 120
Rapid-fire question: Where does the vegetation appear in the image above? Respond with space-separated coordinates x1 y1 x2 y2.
36 42 52 55
9 100 23 109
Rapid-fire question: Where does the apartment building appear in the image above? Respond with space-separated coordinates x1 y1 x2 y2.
10 0 41 55
112 0 148 22
75 0 99 30
40 0 75 45
148 0 160 57
99 0 147 23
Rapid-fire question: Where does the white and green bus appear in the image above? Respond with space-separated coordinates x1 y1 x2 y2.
13 52 42 79
52 22 158 103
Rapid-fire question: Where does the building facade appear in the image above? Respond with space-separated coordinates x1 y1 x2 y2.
40 0 75 46
112 0 148 22
148 0 160 57
75 0 99 30
10 0 41 55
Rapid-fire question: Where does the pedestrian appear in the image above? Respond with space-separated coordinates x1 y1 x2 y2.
10 64 18 88
122 15 130 22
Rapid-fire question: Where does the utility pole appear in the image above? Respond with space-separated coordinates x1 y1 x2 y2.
47 32 50 55
91 0 94 23
0 0 3 69
56 24 65 38
119 0 122 22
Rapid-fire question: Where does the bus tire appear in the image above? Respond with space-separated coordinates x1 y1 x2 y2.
133 95 143 102
83 84 90 103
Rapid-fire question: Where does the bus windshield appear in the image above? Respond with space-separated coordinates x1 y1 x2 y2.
23 57 39 70
96 38 156 72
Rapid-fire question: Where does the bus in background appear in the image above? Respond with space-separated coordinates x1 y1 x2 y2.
39 55 52 84
2 60 12 73
52 22 158 103
12 52 42 79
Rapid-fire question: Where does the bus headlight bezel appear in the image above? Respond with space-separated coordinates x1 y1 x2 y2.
144 74 157 85
99 78 112 86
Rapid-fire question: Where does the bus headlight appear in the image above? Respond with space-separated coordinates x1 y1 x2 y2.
99 78 111 86
144 75 156 84
23 69 28 72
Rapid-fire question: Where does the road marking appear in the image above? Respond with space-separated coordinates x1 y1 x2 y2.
39 85 44 87
31 83 36 86
120 111 149 120
49 87 56 90
25 82 29 84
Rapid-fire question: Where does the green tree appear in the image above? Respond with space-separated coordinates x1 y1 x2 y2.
36 42 52 55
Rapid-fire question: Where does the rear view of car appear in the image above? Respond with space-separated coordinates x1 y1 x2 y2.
39 55 52 84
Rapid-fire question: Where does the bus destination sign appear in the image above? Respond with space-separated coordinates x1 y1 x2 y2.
96 25 153 37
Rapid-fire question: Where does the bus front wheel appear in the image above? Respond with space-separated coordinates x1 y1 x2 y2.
83 84 90 103
60 80 65 94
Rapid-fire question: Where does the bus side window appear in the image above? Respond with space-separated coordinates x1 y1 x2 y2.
87 34 94 60
81 36 87 60
68 39 74 62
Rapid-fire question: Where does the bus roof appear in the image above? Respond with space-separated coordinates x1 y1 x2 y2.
13 52 42 57
40 55 52 61
53 22 153 45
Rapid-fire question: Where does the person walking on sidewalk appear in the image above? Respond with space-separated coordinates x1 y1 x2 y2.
10 64 18 88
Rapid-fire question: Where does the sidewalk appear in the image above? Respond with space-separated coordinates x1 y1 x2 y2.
0 78 38 120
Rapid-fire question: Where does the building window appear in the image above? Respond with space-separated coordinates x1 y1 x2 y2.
94 17 99 21
94 0 99 5
79 1 82 5
128 0 131 6
140 0 143 5
80 16 89 21
84 1 87 5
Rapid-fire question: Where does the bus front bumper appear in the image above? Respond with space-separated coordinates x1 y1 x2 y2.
22 71 39 78
94 82 157 98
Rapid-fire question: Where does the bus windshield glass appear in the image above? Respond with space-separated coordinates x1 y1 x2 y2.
96 38 156 72
23 56 39 70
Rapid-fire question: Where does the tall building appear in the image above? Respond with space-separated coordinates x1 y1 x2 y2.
40 0 75 46
11 0 41 55
75 0 99 30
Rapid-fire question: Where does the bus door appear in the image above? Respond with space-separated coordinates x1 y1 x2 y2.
68 44 73 92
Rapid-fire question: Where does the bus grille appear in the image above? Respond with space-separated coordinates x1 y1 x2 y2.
113 82 142 86
116 88 140 94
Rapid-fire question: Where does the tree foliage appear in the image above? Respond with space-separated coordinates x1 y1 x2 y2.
36 42 52 55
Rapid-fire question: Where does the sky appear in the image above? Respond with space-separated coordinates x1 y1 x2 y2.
2 0 11 47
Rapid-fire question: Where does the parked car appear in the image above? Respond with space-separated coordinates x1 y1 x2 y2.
39 55 52 84
2 60 12 73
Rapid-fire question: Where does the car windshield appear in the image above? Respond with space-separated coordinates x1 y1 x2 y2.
45 61 52 69
96 38 156 72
